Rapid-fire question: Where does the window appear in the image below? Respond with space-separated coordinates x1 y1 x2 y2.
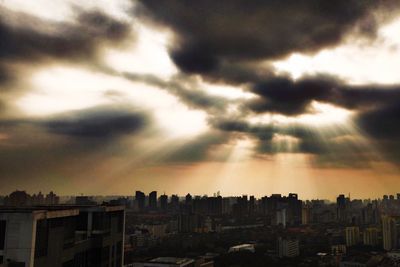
0 220 6 250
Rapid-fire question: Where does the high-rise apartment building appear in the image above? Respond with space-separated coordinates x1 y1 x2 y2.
0 205 124 267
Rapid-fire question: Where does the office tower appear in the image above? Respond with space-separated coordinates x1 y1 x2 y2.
363 228 379 246
278 237 300 258
135 191 145 212
0 205 124 267
159 194 168 212
345 226 360 247
337 194 347 223
149 191 157 211
170 195 180 212
382 215 398 251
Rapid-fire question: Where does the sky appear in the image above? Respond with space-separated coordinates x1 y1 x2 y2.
1 0 400 200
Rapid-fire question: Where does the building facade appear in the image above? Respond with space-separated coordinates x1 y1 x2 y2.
0 205 124 267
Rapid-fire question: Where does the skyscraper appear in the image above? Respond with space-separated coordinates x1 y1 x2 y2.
149 191 157 211
337 194 348 223
159 194 168 212
135 191 145 212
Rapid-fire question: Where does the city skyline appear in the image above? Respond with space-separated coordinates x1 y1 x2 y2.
1 1 400 199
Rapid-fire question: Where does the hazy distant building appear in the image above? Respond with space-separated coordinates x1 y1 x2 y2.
0 205 125 267
382 215 398 251
75 196 96 205
45 191 59 205
345 226 360 247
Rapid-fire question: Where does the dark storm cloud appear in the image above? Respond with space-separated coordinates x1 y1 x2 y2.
0 6 132 89
43 107 149 138
358 104 400 140
0 8 130 63
246 75 400 115
136 0 397 76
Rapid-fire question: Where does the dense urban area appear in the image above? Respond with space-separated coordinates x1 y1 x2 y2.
1 190 400 267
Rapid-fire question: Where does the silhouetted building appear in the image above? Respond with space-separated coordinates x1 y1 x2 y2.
149 191 157 211
135 191 145 212
159 194 168 212
5 191 29 206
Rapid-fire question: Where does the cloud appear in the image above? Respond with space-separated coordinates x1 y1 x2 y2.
0 8 131 62
0 6 132 89
136 0 398 77
42 106 149 139
122 72 229 112
246 75 400 115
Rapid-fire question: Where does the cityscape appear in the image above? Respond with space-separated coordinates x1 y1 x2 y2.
2 190 400 266
1 0 400 267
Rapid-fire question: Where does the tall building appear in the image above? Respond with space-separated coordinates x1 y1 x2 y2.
337 194 348 223
185 194 192 204
135 191 145 212
170 195 180 212
0 205 125 267
149 191 157 211
287 193 302 225
363 228 379 246
382 215 398 251
159 194 168 212
345 226 360 247
278 237 299 258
